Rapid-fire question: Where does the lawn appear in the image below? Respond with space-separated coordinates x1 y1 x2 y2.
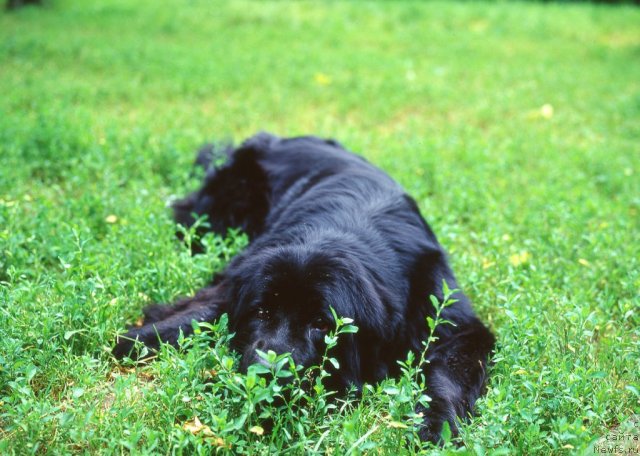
1 0 639 454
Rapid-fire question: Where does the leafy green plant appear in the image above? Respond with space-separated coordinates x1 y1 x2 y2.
138 286 461 454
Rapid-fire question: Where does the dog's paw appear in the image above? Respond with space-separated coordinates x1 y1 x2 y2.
112 326 159 360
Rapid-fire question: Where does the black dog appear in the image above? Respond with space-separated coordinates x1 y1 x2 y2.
113 132 495 442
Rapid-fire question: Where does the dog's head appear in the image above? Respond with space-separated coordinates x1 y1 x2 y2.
224 243 389 388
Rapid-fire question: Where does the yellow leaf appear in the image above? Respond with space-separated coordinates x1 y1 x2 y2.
540 103 554 119
182 416 215 437
509 251 531 267
183 416 204 434
200 427 215 437
206 436 229 448
482 259 495 269
509 253 520 266
469 20 488 33
314 73 332 86
388 421 408 429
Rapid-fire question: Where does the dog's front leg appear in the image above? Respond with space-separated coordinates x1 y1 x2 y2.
418 321 495 443
112 285 226 360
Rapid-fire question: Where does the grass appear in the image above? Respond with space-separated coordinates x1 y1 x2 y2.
1 0 639 453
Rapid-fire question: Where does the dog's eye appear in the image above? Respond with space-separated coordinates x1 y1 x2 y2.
256 308 270 320
311 317 330 332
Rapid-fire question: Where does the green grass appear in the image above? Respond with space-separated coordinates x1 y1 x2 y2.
1 0 639 453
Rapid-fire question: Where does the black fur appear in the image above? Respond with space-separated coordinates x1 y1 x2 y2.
113 132 495 443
